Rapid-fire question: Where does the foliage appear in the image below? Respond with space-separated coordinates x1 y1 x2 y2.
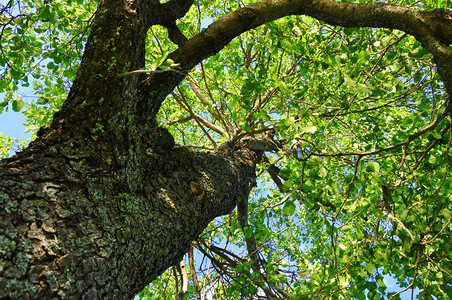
1 0 452 299
0 0 95 144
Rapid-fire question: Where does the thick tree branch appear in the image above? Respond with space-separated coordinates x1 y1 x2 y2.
168 0 451 66
141 0 194 29
159 0 194 25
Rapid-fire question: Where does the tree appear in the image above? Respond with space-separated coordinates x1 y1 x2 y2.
1 0 451 298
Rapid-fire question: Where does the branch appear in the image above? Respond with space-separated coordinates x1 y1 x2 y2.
138 0 452 123
312 107 452 158
166 115 193 126
143 0 194 29
172 89 226 135
197 239 245 268
422 219 452 245
172 89 219 147
387 213 415 243
166 22 188 46
187 76 230 134
188 246 202 300
267 164 286 193
170 0 451 67
160 0 194 24
118 68 188 78
176 259 189 299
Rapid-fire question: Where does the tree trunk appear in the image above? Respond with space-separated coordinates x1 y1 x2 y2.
0 135 257 298
0 0 258 298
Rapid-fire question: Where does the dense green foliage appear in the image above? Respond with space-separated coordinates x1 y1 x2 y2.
1 0 451 299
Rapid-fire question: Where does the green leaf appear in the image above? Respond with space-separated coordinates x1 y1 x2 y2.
252 112 259 121
338 243 347 251
259 109 271 121
37 97 50 105
244 227 253 238
283 201 296 215
366 162 380 173
344 74 355 87
319 167 327 178
150 54 168 70
235 263 243 273
159 59 178 70
241 121 251 132
357 83 369 92
301 125 317 133
441 208 451 220
37 5 52 21
358 50 369 61
0 101 7 113
47 62 55 70
11 99 25 112
278 80 290 94
243 261 251 272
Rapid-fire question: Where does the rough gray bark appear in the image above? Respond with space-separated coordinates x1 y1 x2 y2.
0 0 258 298
0 0 451 298
0 135 257 298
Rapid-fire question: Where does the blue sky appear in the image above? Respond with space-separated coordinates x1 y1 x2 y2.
0 106 30 140
0 81 34 155
0 0 32 143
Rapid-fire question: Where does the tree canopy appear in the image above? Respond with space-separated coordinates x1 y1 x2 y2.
1 0 452 299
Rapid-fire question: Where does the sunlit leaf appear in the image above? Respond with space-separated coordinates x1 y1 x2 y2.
283 201 296 215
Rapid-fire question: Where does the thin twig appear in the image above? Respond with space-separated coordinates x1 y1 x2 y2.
118 68 188 78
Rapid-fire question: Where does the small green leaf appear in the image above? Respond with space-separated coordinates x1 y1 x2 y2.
38 5 51 21
243 261 251 272
159 59 176 70
235 263 243 273
283 201 296 215
278 80 290 94
259 109 271 121
37 97 50 105
241 121 251 132
371 175 380 185
0 101 7 113
339 276 349 288
338 243 347 251
12 99 24 112
432 131 442 139
441 208 451 219
150 54 168 70
252 112 259 121
344 74 355 87
47 61 55 70
301 125 317 133
366 162 380 173
244 227 253 239
361 198 371 207
358 50 369 61
357 83 369 92
285 116 295 127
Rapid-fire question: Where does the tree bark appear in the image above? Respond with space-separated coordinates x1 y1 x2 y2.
0 0 257 298
1 0 451 298
0 136 257 298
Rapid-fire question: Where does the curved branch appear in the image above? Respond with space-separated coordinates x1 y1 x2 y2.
170 1 450 63
139 0 452 127
142 0 194 29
